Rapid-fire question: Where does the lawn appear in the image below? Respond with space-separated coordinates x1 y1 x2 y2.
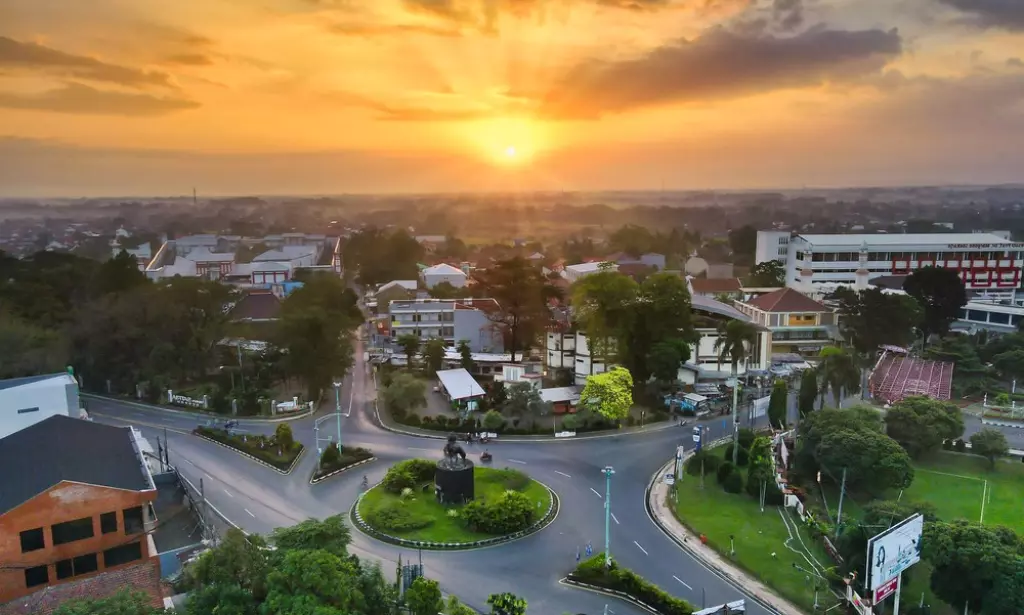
194 426 303 471
358 466 551 543
672 452 841 614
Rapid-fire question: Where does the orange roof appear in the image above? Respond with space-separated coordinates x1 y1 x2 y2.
746 287 830 313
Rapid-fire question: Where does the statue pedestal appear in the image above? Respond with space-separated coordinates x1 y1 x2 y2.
435 459 475 504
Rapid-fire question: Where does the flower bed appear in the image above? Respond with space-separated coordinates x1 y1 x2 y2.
568 554 694 615
193 426 303 471
312 446 374 481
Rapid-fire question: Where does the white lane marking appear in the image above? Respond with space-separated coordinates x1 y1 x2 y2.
245 509 256 518
508 459 527 465
555 471 572 478
590 487 603 498
673 575 693 590
223 489 234 498
634 541 649 556
183 459 196 467
204 474 212 480
407 447 434 452
611 512 620 525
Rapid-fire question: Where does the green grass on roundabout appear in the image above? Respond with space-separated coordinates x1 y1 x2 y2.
358 465 552 544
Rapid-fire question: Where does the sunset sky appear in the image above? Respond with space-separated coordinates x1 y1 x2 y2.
1 0 1023 196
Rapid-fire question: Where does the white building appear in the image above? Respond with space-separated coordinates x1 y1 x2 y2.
562 262 617 284
0 373 81 439
757 231 1024 299
544 331 608 386
954 300 1024 335
422 263 467 289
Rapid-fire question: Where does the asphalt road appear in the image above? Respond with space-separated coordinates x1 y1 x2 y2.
88 342 799 615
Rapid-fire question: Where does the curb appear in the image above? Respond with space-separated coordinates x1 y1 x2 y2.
644 445 793 615
192 432 305 475
310 456 377 485
982 418 1024 429
558 578 662 615
350 480 559 551
83 393 314 423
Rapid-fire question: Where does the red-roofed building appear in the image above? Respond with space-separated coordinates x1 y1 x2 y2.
734 288 840 359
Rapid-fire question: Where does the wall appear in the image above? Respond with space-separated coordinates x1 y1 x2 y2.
453 309 502 352
424 272 467 288
0 377 77 440
0 482 157 605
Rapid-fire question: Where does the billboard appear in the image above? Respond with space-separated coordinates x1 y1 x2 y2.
866 514 924 591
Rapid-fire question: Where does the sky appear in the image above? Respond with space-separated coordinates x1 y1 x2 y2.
1 0 1023 196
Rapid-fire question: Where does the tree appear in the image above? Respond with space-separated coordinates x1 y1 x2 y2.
320 442 341 467
815 428 914 495
580 367 633 421
988 557 1024 615
904 266 968 341
262 549 362 615
835 499 938 584
429 281 467 299
748 260 785 287
274 423 295 451
992 349 1024 383
422 337 446 376
746 435 775 499
0 311 69 379
970 428 1010 468
768 379 787 428
624 273 696 383
816 346 860 408
884 396 965 458
727 224 758 265
186 529 269 599
648 340 684 383
714 319 759 463
926 335 995 396
474 257 559 362
487 592 528 615
798 368 817 418
52 590 167 615
96 250 149 295
445 595 478 615
572 270 639 363
482 409 505 431
457 339 475 372
502 382 551 420
405 577 443 615
794 405 884 480
270 515 351 557
397 334 422 369
185 583 258 615
381 372 427 413
924 520 1024 615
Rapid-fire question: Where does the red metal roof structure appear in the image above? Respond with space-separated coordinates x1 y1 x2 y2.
869 351 954 403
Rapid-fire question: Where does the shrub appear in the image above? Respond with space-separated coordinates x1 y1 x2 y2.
382 469 416 494
392 459 437 483
954 438 967 452
274 424 295 451
320 443 341 467
570 555 694 615
685 450 721 476
716 461 735 485
723 443 750 466
367 501 433 532
482 410 505 431
490 468 529 491
722 471 744 494
737 427 756 450
405 415 421 427
460 491 536 534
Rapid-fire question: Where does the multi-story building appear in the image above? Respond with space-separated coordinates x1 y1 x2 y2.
734 288 840 359
387 298 503 353
0 416 161 613
0 373 81 440
562 262 617 284
953 300 1024 335
757 231 1024 299
544 331 608 387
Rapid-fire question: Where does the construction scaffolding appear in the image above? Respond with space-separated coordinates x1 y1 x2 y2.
869 351 954 404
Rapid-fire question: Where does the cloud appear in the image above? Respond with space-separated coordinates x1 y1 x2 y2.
534 25 902 118
330 89 523 120
162 53 216 66
398 0 684 31
0 83 199 116
0 36 173 87
327 22 462 37
937 0 1024 30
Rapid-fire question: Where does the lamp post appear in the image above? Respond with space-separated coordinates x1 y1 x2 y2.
333 381 343 444
602 466 615 568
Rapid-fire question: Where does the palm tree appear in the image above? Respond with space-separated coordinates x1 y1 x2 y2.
816 346 860 409
714 319 760 464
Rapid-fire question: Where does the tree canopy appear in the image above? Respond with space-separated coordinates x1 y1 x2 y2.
748 260 785 287
829 286 923 356
970 428 1010 468
580 367 633 421
342 227 423 287
904 266 968 340
924 520 1024 615
883 396 964 458
474 257 560 362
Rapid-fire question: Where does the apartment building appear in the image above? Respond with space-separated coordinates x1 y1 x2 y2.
387 298 504 353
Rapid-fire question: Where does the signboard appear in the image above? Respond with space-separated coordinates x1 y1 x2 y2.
750 396 769 419
948 243 1024 249
866 514 924 591
664 474 675 485
873 575 899 603
554 431 576 438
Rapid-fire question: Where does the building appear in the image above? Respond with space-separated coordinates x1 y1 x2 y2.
954 300 1024 334
435 368 485 410
543 331 608 386
387 299 503 353
0 373 80 440
562 261 617 283
110 245 152 270
680 295 771 384
0 416 161 613
757 231 1024 299
734 288 840 359
688 277 743 299
610 253 666 271
422 263 467 289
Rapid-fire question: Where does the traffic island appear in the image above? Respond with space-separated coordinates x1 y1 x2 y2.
310 443 375 484
193 425 304 474
352 459 556 550
565 553 695 615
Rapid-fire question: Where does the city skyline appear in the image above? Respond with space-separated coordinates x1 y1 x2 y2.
2 0 1024 196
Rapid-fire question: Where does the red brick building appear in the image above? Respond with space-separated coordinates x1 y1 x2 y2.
0 416 162 614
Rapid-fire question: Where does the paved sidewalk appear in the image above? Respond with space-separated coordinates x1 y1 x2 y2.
648 463 806 615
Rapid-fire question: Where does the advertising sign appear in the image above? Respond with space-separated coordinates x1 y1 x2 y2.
873 576 899 603
866 514 924 591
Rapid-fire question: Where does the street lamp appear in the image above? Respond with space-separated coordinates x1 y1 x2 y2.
602 466 615 568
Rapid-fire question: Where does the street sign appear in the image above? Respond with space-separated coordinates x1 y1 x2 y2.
873 576 899 603
664 474 675 485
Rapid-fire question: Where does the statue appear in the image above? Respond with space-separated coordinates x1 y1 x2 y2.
435 434 475 503
441 434 468 468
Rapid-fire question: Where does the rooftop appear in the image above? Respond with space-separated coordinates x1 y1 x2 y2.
564 261 614 274
795 232 1014 247
0 415 153 515
689 277 742 293
745 287 831 313
230 291 282 321
436 368 486 400
0 372 75 391
423 263 466 275
691 294 752 323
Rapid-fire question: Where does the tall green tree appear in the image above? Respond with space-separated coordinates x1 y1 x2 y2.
51 589 167 615
798 368 817 418
713 319 759 463
580 367 633 421
794 405 884 480
924 520 1024 615
474 257 560 362
904 266 968 341
262 549 363 615
270 515 351 557
648 340 686 383
884 396 965 458
502 382 551 421
624 272 696 383
457 339 475 372
397 334 422 369
816 346 859 409
970 428 1010 468
572 270 639 363
381 372 427 413
926 335 994 396
405 577 444 615
96 250 149 295
422 337 446 375
768 379 787 428
815 428 914 495
0 310 69 379
748 260 785 287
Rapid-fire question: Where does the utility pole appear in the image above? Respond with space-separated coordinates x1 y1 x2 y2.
334 381 343 446
200 478 210 542
163 428 169 467
835 467 848 538
602 466 615 568
731 367 740 465
893 572 902 615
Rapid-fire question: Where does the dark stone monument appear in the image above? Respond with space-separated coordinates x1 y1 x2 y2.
435 434 474 504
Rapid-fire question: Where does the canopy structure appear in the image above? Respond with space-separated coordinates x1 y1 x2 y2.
436 368 485 401
869 351 953 403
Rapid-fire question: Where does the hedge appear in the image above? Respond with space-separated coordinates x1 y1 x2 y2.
194 426 302 471
313 446 373 480
569 554 694 615
389 408 664 436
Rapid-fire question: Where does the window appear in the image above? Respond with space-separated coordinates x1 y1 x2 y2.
24 566 48 588
56 554 98 580
51 517 94 545
17 407 39 414
123 507 145 534
100 512 118 534
20 528 45 553
55 559 73 580
990 312 1011 325
103 542 142 568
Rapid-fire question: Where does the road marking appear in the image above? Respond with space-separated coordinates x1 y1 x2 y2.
611 512 619 525
183 459 196 467
555 471 572 478
204 474 212 480
407 447 434 452
223 489 233 498
634 541 648 556
508 459 527 465
590 487 603 498
673 575 693 590
980 480 988 524
245 509 256 518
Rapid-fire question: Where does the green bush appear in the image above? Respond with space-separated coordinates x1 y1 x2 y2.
764 483 785 506
367 501 434 532
737 427 756 450
321 443 341 467
193 426 301 471
391 459 437 483
382 469 416 494
685 450 721 476
460 491 536 534
723 443 750 466
404 414 421 427
716 461 735 484
570 555 694 615
490 468 530 491
722 471 744 494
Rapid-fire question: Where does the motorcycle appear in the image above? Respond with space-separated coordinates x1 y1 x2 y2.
480 451 493 463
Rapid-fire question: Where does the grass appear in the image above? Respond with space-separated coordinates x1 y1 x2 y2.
358 466 550 543
194 426 303 471
672 452 841 614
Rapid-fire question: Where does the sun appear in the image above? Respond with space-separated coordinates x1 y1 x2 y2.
504 145 517 158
